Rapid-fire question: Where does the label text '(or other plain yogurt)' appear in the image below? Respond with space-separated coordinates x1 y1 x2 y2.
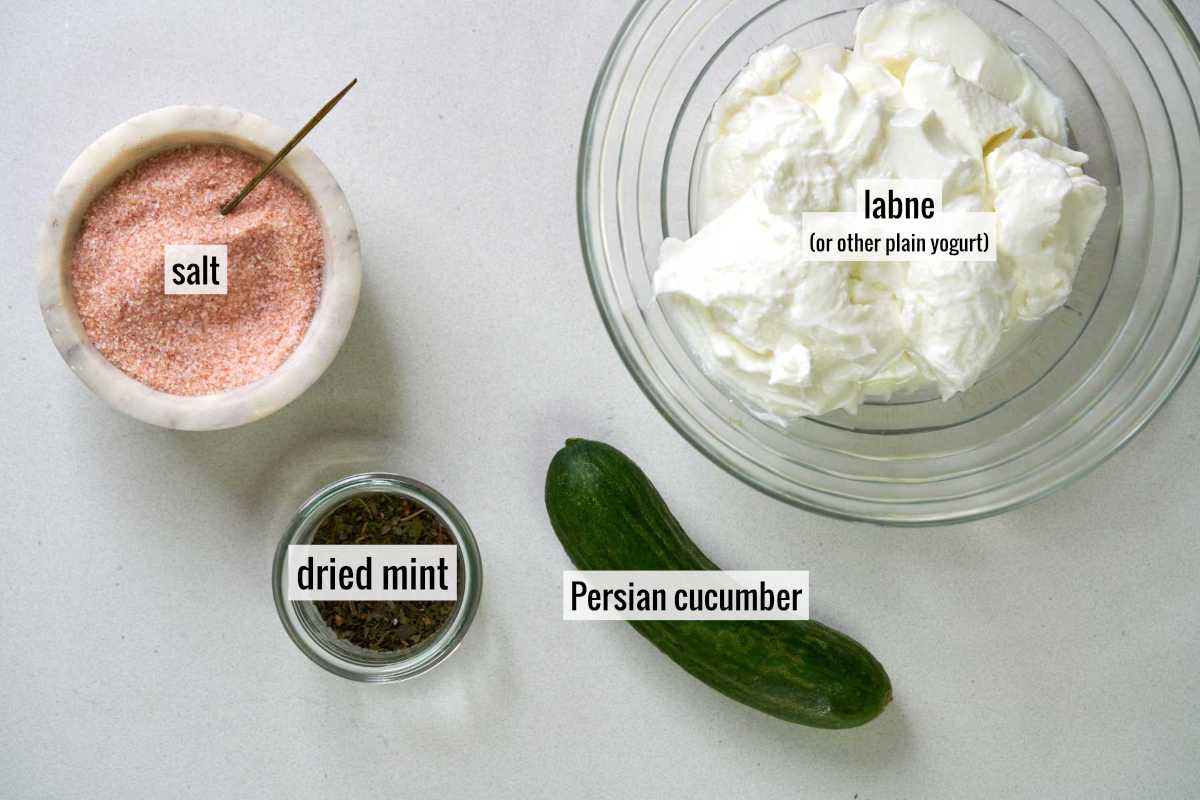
800 179 996 262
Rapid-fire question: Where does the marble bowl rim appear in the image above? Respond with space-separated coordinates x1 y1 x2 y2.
36 104 362 431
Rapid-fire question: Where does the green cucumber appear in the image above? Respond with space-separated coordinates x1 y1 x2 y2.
545 438 892 729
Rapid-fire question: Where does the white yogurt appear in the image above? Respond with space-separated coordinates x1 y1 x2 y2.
654 0 1107 417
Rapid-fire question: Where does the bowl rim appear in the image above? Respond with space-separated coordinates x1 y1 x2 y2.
577 0 1200 526
36 104 362 431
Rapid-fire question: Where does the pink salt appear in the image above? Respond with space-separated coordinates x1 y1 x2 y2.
70 144 324 396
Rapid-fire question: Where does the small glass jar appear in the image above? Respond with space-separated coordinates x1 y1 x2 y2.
273 473 482 682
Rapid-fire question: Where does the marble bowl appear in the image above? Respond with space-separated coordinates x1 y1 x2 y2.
36 105 362 430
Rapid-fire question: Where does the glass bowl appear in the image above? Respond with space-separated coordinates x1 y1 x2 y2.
579 0 1200 525
273 473 483 682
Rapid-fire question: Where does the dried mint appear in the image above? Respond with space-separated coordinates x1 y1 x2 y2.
311 493 457 652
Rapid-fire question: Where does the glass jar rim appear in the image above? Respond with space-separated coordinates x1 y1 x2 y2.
272 473 482 682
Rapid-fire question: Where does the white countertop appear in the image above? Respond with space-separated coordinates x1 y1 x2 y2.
2 2 1197 797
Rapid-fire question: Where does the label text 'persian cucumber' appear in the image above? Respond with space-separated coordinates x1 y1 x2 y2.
562 571 808 621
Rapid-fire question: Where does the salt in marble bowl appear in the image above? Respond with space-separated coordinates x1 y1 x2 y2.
36 105 362 431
